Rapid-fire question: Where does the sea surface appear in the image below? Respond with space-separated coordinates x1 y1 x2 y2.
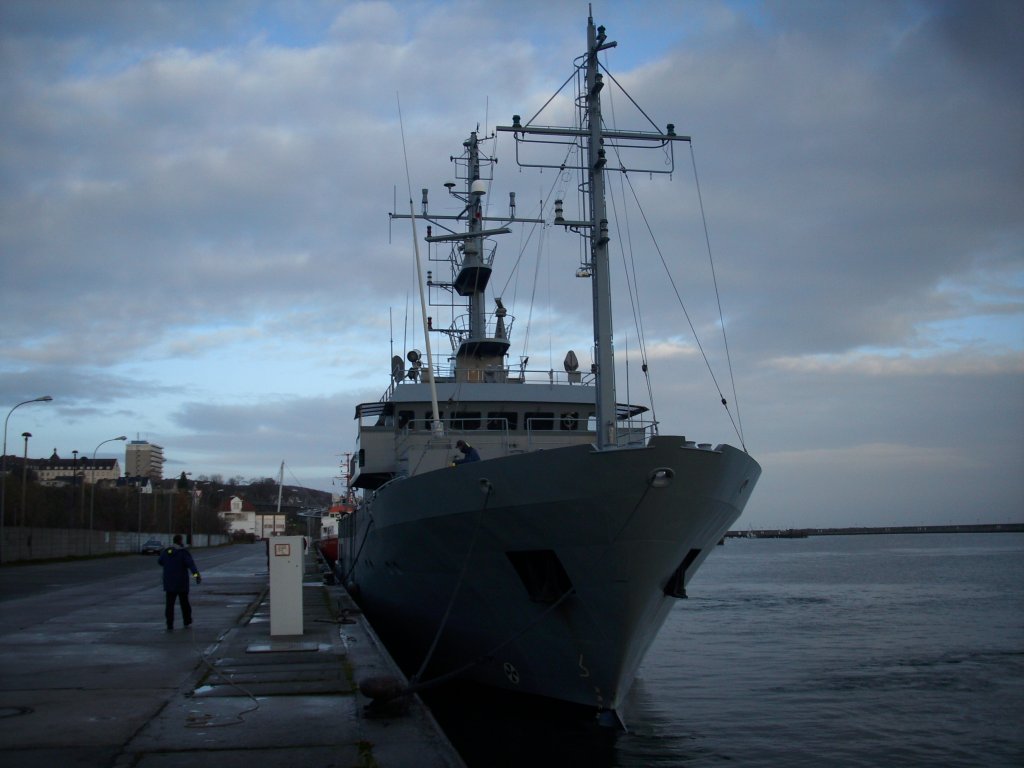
425 533 1024 767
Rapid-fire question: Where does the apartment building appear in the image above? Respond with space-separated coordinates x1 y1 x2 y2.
125 440 164 481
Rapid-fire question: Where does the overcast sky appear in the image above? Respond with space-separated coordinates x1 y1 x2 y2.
1 0 1021 528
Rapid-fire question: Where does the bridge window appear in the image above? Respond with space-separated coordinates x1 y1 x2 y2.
451 411 481 430
487 412 518 431
525 412 555 431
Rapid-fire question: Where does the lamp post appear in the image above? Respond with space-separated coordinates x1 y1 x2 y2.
136 482 143 553
184 471 193 546
71 450 79 530
20 432 31 528
1 395 53 565
88 435 127 554
190 481 198 545
68 450 78 554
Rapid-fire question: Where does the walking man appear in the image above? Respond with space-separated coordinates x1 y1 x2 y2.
158 534 201 630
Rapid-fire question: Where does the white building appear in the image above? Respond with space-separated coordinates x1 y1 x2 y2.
218 496 286 538
31 450 121 487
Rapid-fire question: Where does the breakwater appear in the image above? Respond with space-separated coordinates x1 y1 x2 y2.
726 523 1024 539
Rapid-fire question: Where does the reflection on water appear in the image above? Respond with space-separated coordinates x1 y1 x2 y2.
423 682 619 767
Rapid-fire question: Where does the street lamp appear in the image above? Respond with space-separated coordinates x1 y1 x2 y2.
89 435 127 554
20 432 31 528
184 471 194 545
1 395 53 565
72 450 79 531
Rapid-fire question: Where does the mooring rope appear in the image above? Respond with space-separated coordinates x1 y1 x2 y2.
402 585 576 698
410 482 492 684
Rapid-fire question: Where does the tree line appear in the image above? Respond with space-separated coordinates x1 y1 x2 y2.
3 472 332 536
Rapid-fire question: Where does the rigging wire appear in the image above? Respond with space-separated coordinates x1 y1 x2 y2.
497 191 549 299
600 66 658 427
587 37 746 448
607 155 658 424
497 142 578 367
546 224 553 372
519 210 546 362
621 169 746 449
521 69 578 128
403 292 409 367
597 62 665 134
397 92 442 435
494 135 556 356
592 46 748 449
689 143 746 448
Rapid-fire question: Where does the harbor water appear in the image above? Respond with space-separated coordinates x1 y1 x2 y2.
426 533 1024 766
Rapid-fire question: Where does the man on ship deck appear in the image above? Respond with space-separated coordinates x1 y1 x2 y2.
452 440 480 465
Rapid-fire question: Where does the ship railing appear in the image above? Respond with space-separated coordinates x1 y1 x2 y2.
614 421 657 447
394 419 515 463
431 312 514 344
391 413 657 463
428 235 499 269
391 363 596 388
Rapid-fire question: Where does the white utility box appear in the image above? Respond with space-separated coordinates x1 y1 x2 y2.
268 535 304 636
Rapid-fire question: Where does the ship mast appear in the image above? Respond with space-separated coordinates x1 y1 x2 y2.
498 14 690 449
462 132 487 345
585 18 617 448
391 131 543 378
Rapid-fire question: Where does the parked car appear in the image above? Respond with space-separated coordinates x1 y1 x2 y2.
141 538 164 554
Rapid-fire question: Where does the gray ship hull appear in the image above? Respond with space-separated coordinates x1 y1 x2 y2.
342 434 760 715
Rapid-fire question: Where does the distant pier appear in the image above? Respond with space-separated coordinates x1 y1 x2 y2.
726 523 1024 539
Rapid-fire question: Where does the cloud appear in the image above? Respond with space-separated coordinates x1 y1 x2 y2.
769 350 1024 377
1 1 1020 527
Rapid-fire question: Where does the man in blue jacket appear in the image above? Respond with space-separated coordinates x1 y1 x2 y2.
452 440 480 465
158 534 201 630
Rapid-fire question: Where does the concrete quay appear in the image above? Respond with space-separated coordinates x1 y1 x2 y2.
0 542 464 768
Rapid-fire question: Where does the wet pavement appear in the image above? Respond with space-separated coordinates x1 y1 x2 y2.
0 542 464 767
